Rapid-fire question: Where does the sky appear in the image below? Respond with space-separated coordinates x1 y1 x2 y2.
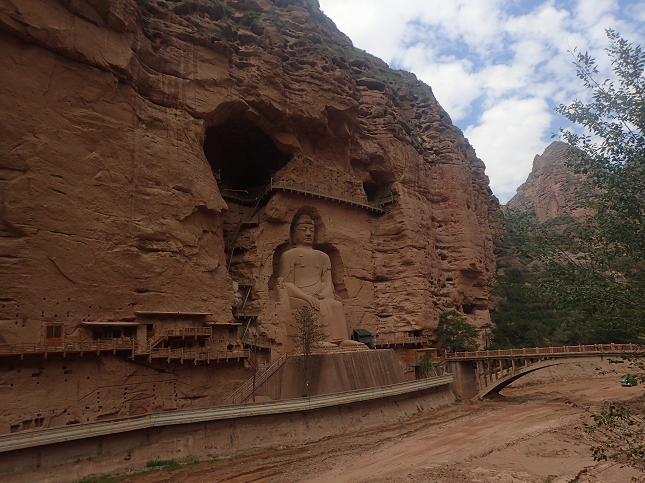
317 0 645 203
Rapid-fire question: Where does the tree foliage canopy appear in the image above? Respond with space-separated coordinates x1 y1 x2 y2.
549 29 645 340
289 306 326 396
437 311 479 353
494 30 645 475
555 29 645 262
494 30 645 348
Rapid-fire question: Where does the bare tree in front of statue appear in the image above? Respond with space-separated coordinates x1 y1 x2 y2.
290 306 326 397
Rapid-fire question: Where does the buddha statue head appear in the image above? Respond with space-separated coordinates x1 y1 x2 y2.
292 214 315 247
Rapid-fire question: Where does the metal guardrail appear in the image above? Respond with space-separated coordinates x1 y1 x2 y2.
445 343 645 361
0 374 452 453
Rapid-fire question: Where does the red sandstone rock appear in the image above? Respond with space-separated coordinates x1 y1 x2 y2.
506 142 590 222
0 0 497 431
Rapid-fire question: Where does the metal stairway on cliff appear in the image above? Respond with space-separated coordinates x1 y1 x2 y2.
233 277 258 323
223 352 290 404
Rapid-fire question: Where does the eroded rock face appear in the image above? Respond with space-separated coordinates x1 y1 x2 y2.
0 0 497 429
506 142 590 222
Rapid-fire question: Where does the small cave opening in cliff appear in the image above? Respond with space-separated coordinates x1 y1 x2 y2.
362 171 395 202
203 120 290 192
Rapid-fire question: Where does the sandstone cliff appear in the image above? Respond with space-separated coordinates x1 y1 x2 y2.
0 0 498 429
506 142 590 223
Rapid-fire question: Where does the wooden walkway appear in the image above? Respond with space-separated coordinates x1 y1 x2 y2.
0 338 249 364
0 339 138 359
224 178 396 269
148 347 249 364
373 335 429 348
221 178 396 213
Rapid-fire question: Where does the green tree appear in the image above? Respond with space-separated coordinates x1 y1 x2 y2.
550 30 645 475
506 30 645 343
289 306 326 397
417 353 434 379
496 208 644 345
536 29 645 342
437 311 479 353
556 29 645 263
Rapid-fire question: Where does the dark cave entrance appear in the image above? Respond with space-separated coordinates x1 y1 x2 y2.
203 119 290 192
362 170 394 202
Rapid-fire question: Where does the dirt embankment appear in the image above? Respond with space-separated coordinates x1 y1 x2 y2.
109 361 643 483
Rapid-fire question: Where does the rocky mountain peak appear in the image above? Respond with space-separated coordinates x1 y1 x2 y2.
506 141 590 223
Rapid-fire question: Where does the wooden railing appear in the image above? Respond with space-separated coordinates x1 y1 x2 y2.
149 347 249 362
233 308 260 318
373 334 429 347
0 339 138 357
241 335 272 349
146 326 212 350
445 343 645 361
310 344 370 353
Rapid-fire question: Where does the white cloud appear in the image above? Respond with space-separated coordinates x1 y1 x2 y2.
464 98 552 203
573 0 619 29
318 0 645 202
398 50 482 121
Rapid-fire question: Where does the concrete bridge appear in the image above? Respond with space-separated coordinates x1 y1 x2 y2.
442 343 644 400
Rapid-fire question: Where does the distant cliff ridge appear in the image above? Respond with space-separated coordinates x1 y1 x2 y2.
506 142 591 223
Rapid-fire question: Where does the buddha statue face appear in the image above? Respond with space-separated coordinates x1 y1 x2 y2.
292 214 315 246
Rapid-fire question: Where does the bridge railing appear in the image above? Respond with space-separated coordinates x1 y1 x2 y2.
445 343 645 360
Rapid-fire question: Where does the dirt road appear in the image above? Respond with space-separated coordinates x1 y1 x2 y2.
125 370 643 483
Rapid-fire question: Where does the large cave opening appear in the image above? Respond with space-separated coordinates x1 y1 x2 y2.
203 120 290 192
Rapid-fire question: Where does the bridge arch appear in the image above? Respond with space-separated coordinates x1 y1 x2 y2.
474 355 605 400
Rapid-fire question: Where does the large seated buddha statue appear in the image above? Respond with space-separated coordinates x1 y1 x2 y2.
277 214 359 346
